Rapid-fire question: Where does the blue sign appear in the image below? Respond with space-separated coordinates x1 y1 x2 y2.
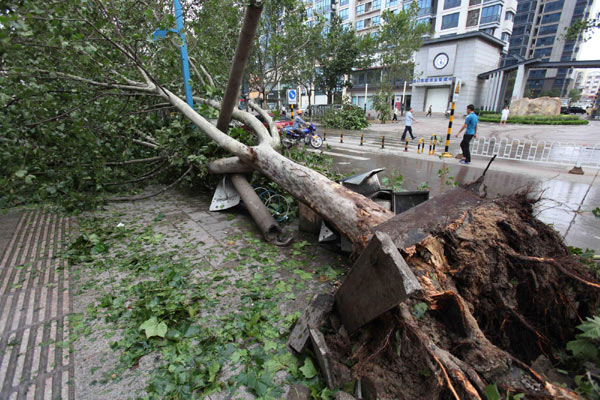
287 89 297 105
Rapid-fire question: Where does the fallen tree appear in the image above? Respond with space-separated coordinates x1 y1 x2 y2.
3 1 599 398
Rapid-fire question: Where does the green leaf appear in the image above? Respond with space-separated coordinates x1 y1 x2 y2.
139 316 168 339
207 361 220 383
566 338 598 359
15 169 27 178
576 315 600 339
299 358 317 379
484 384 501 400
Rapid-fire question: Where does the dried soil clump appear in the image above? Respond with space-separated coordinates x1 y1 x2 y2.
323 193 599 399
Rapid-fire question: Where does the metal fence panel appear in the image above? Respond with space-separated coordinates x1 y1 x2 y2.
470 137 600 167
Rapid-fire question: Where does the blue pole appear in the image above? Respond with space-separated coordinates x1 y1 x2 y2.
174 0 193 108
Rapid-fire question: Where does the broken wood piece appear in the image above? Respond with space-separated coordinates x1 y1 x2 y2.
335 231 421 333
309 328 335 389
298 202 322 233
288 293 334 353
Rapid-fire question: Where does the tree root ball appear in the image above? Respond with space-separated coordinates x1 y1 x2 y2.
324 193 599 399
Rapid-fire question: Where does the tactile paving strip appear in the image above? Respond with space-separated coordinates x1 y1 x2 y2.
0 210 75 400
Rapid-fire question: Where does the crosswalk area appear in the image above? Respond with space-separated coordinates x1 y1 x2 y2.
321 130 448 155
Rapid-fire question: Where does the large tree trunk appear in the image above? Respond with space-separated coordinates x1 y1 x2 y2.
249 146 393 252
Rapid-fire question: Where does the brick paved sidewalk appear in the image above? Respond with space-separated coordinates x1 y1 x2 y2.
0 210 74 400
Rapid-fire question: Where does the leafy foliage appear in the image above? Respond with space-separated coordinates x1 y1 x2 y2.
555 314 600 398
66 208 347 399
321 104 370 130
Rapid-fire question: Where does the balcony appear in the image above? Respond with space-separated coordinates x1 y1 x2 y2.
418 6 433 15
480 14 501 24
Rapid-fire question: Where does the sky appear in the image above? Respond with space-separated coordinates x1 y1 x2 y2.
578 0 600 60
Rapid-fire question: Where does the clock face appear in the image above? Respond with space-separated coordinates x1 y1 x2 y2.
433 53 449 70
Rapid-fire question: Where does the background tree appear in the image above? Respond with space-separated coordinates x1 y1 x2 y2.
569 88 583 103
316 16 375 104
246 0 309 109
374 4 432 117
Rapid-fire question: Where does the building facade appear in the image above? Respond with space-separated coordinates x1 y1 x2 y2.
504 0 594 96
326 0 516 112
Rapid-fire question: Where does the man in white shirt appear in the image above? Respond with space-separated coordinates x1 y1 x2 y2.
401 107 416 140
500 106 509 126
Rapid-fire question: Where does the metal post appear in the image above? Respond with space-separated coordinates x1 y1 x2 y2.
429 135 437 155
401 81 407 116
404 138 409 152
442 80 460 158
360 133 364 146
323 131 326 141
381 136 385 149
340 132 344 143
364 83 368 113
291 104 294 119
417 138 425 154
173 0 193 108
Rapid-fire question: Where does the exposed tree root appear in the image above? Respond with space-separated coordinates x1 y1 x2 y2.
322 193 598 399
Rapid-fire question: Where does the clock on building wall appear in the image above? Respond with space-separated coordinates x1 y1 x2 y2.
433 52 449 70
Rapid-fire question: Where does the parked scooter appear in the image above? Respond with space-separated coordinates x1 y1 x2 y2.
281 124 323 149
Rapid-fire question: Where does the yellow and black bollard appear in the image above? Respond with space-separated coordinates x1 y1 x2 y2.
323 130 326 141
381 136 385 149
429 135 437 155
291 104 294 119
442 80 460 157
404 138 409 152
340 132 344 143
360 133 364 146
417 138 425 154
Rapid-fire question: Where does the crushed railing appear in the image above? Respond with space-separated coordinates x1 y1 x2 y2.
470 137 600 167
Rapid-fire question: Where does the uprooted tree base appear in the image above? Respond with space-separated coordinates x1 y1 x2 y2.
322 193 599 399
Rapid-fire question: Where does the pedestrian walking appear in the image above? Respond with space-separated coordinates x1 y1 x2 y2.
392 107 398 121
401 107 416 141
426 105 432 117
455 104 478 165
500 105 509 126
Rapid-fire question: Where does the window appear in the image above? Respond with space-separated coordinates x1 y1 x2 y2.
536 36 555 46
538 24 558 35
466 9 480 26
534 47 552 57
529 70 546 78
480 5 501 24
505 11 514 21
386 0 398 6
372 15 381 25
512 26 525 35
481 27 495 35
501 32 510 41
514 14 528 24
444 0 461 10
356 4 365 14
340 0 349 5
372 0 381 10
339 8 349 20
441 12 460 29
516 1 531 12
469 0 482 5
510 36 522 46
343 23 352 31
544 0 564 12
418 0 433 15
356 19 364 29
541 12 561 24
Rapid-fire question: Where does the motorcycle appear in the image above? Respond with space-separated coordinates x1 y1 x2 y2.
281 124 323 149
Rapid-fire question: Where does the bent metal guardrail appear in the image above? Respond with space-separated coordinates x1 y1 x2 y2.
470 137 600 168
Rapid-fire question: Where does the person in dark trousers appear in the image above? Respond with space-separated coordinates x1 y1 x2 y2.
401 107 416 141
392 107 398 121
455 104 478 165
426 105 432 117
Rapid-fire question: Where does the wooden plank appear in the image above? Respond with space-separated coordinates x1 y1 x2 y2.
288 293 334 353
309 328 335 389
335 231 421 333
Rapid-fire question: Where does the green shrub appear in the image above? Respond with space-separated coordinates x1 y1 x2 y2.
478 114 589 125
321 105 370 130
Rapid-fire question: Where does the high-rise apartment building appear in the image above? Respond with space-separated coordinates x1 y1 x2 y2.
301 0 516 110
504 0 593 96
